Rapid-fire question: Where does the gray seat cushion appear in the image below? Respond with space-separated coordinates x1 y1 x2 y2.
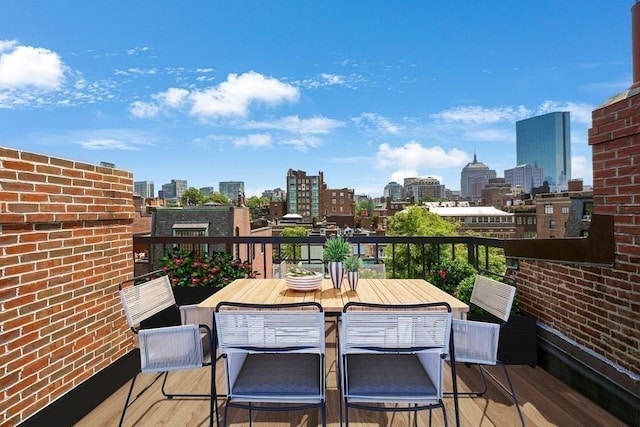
346 354 437 396
232 353 320 396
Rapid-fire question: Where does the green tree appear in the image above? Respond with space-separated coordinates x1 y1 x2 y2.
385 206 460 278
279 226 308 262
246 196 270 220
204 193 231 205
181 187 204 206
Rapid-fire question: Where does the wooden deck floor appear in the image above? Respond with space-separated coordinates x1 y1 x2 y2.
77 324 625 427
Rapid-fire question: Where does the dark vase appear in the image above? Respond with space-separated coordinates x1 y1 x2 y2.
140 286 221 329
467 312 538 367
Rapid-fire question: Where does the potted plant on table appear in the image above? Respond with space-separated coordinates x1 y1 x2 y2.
343 255 362 291
323 236 351 289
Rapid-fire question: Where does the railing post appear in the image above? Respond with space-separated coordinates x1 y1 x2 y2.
467 241 476 269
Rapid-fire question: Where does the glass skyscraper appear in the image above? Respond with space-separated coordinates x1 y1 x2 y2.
516 112 571 187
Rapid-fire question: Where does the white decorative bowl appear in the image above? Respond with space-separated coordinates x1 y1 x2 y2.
285 273 323 291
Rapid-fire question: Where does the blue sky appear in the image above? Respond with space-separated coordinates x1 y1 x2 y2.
0 1 632 197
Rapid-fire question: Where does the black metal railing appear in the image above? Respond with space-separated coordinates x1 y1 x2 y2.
133 234 506 280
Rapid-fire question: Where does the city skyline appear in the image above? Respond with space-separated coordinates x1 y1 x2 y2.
1 1 631 196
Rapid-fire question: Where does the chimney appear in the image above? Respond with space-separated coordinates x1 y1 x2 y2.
632 1 640 88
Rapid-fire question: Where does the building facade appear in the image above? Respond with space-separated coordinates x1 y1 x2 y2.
219 181 245 202
321 187 355 217
161 179 187 200
134 180 155 198
504 164 544 194
460 154 497 200
404 177 445 202
383 181 403 201
516 111 571 187
286 169 325 222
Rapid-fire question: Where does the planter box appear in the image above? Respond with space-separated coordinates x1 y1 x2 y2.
141 286 220 329
468 312 537 367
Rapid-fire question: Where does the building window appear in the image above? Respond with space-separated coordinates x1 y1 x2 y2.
561 206 570 214
332 199 336 204
544 204 553 214
549 220 556 229
172 223 209 254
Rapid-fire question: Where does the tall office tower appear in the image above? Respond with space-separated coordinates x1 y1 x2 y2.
383 181 403 201
460 154 497 200
516 111 571 187
262 188 286 201
219 181 245 202
286 169 325 221
134 181 155 198
161 179 188 200
504 164 544 194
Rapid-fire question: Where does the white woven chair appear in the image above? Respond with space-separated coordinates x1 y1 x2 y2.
215 301 326 427
340 302 459 427
451 274 525 426
118 275 216 427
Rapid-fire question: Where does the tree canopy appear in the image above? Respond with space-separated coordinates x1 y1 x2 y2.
180 187 204 206
279 226 308 262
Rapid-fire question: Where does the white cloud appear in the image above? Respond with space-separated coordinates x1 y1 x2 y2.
0 42 65 89
0 40 18 52
130 101 160 118
154 87 189 108
431 105 531 124
280 136 323 152
390 169 419 183
126 46 150 55
352 112 401 134
245 115 343 134
376 142 470 170
536 100 594 125
233 133 273 148
190 71 299 118
76 138 144 150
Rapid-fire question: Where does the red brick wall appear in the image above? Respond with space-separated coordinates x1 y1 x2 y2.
0 147 135 426
512 92 640 376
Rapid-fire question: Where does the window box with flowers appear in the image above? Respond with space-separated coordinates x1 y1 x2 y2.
141 248 259 328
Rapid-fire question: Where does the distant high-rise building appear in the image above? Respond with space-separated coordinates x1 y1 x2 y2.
219 181 245 202
504 164 544 194
516 111 571 187
134 181 155 198
383 181 402 201
161 179 188 200
460 154 497 200
286 169 325 221
199 187 216 197
404 177 445 202
263 188 286 201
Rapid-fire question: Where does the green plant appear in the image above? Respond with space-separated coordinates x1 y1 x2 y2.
343 255 362 272
286 265 319 277
323 236 351 262
157 248 259 288
428 258 476 295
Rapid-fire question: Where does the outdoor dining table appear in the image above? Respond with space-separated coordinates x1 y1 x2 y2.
197 277 467 427
197 277 469 318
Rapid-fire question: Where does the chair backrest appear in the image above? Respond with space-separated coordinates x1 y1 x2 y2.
215 302 325 354
341 302 452 355
470 275 516 322
119 275 177 329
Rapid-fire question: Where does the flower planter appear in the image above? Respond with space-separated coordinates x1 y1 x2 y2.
328 261 344 289
140 286 220 329
468 312 537 367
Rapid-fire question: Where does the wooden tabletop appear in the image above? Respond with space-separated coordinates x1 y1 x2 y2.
198 278 468 319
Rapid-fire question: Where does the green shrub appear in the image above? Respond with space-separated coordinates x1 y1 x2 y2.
428 258 476 295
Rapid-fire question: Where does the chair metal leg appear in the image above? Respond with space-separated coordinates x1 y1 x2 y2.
223 400 230 427
321 402 327 427
501 363 525 426
118 372 138 427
